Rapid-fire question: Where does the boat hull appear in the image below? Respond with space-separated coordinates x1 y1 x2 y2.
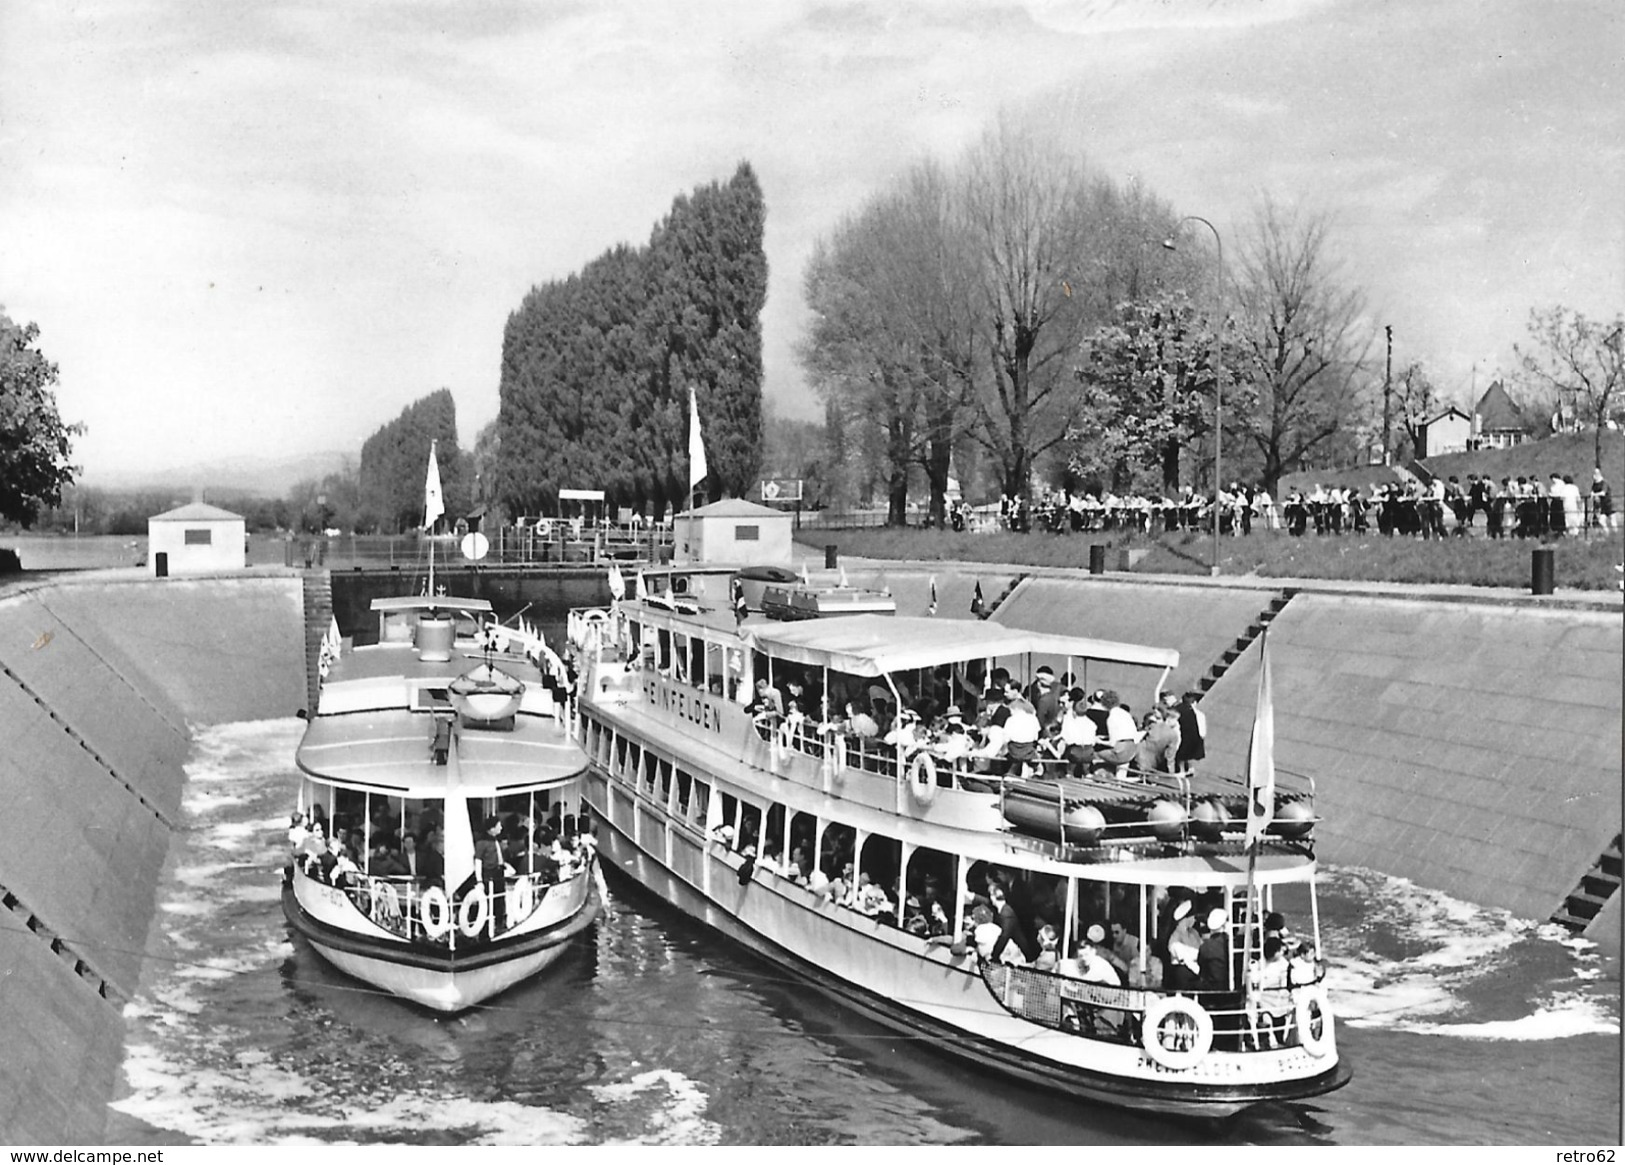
281 883 600 1013
587 796 1349 1120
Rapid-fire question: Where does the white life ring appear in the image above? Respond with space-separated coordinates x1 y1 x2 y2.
458 885 489 938
1140 995 1214 1071
907 752 939 807
419 886 450 940
1294 985 1333 1058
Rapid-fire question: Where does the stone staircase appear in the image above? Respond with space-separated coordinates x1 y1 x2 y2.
1550 834 1622 934
1196 588 1298 693
978 573 1029 621
0 880 124 1008
301 570 334 715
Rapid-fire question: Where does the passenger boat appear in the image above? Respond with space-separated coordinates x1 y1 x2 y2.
283 449 599 1011
570 506 1349 1117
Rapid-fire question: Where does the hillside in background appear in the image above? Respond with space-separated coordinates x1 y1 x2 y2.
81 449 354 497
1277 431 1625 497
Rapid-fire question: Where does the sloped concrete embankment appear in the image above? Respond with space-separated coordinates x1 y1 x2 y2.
1196 593 1622 949
0 574 306 1142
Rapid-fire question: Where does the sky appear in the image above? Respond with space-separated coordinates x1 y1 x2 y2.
2 0 1620 485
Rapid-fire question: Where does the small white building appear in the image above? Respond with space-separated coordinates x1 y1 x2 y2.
1421 406 1472 458
147 502 246 576
673 498 792 566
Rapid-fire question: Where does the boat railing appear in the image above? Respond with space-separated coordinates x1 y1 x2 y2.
976 956 1330 1057
312 859 592 949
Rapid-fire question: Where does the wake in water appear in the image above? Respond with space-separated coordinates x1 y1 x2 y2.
111 720 723 1146
1315 865 1619 1040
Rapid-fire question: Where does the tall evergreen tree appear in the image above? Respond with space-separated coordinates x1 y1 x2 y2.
358 388 465 532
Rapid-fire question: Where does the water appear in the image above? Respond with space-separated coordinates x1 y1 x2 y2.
108 720 1621 1146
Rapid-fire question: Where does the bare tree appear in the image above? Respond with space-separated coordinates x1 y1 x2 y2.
1515 306 1624 468
1230 197 1375 494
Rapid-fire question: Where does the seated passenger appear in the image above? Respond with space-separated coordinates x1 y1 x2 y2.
332 844 361 889
969 905 1003 961
1135 707 1180 775
884 709 926 755
369 841 408 878
1001 682 1042 775
1033 925 1060 972
1092 691 1143 771
1077 929 1123 986
1249 936 1294 1048
857 873 894 918
1057 696 1100 777
844 701 880 742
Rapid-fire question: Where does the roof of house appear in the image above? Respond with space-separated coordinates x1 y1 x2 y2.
1425 406 1472 426
1475 381 1531 433
149 502 245 522
677 498 787 520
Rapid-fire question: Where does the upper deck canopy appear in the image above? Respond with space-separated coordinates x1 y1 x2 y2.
370 596 494 615
743 614 1178 676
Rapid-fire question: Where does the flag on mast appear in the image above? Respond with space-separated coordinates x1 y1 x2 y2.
607 561 626 602
928 575 938 616
688 387 708 490
970 580 985 617
1243 631 1276 849
424 441 445 530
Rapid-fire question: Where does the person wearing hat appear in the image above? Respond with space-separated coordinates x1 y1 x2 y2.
1025 666 1061 730
1198 906 1233 991
1077 924 1122 985
1165 899 1202 990
474 814 509 934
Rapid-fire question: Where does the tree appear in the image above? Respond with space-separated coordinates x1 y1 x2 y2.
1389 361 1445 463
0 313 82 528
1515 306 1624 468
358 389 464 532
1229 198 1374 495
1071 292 1244 495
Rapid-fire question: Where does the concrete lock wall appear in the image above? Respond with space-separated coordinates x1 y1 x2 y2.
0 572 307 1143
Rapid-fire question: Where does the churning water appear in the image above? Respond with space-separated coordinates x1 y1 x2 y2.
106 720 1619 1146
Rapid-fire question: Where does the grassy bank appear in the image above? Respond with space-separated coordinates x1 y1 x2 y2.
802 525 1625 591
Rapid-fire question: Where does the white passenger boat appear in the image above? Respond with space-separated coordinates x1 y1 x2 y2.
571 515 1349 1118
282 593 600 1012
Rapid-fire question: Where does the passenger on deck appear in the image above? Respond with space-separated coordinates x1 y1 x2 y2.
986 883 1035 966
1057 694 1100 777
1198 907 1232 990
1033 925 1060 971
369 840 408 878
884 708 927 755
475 816 509 932
1249 936 1294 1048
1174 692 1207 772
420 829 446 887
1025 667 1062 730
749 679 784 724
1077 927 1123 985
857 873 894 918
398 834 423 880
1092 692 1143 772
332 843 361 889
1165 900 1202 990
1136 707 1180 774
1001 681 1042 776
844 700 880 742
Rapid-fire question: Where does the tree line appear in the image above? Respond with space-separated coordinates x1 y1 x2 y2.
491 162 768 520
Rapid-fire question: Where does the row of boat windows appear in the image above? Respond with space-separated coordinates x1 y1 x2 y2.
583 714 1312 981
292 780 587 880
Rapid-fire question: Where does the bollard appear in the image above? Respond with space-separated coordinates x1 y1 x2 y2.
1088 544 1107 575
825 544 838 569
1530 546 1555 595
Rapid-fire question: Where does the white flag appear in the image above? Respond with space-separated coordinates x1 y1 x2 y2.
688 387 708 490
607 562 626 601
424 441 445 530
1243 632 1276 849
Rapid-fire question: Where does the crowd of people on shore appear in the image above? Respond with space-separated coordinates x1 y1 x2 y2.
965 465 1615 540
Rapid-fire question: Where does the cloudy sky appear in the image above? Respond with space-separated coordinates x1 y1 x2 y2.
2 0 1619 483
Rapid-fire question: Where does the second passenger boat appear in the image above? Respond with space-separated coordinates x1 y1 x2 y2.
571 500 1349 1118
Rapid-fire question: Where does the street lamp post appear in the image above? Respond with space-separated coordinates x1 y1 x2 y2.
1163 215 1224 576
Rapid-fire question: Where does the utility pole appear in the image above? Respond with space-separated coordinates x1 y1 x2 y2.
1382 325 1393 466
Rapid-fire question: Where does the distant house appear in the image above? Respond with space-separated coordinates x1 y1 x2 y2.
1420 406 1472 458
1473 381 1534 449
147 502 246 576
673 498 792 566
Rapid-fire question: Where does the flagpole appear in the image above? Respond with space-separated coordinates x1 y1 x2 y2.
1240 628 1270 1041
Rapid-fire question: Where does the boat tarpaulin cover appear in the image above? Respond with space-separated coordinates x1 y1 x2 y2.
743 614 1177 676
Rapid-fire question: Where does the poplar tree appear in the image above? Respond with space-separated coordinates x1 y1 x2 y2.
0 313 81 528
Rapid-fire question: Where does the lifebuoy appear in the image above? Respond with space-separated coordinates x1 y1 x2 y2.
458 885 489 938
1294 985 1332 1058
1140 995 1214 1071
907 752 939 807
419 886 450 940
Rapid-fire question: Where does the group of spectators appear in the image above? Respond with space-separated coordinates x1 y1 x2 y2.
1280 468 1614 539
960 466 1616 541
749 664 1209 784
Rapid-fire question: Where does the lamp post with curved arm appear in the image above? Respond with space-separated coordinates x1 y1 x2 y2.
1163 216 1224 576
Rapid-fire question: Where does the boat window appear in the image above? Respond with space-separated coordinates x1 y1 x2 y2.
761 803 787 865
645 754 662 796
412 686 453 711
675 769 693 818
691 778 710 827
673 635 691 684
656 628 672 674
705 642 725 696
625 741 642 784
330 787 367 855
819 822 856 882
858 833 903 918
787 811 816 880
402 798 439 847
737 800 762 854
658 757 674 804
690 635 708 690
719 792 739 838
613 735 629 776
902 845 956 938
